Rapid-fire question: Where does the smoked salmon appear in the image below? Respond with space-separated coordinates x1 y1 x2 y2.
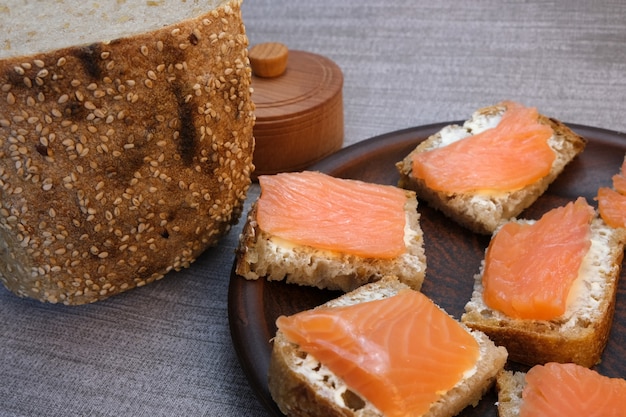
597 156 626 228
411 101 555 193
256 171 409 259
611 158 626 194
482 198 594 320
520 362 626 417
276 288 480 417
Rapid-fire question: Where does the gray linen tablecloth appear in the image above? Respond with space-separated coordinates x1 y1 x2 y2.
2 0 626 416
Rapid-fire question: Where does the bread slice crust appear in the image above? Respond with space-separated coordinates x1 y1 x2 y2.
396 104 587 234
462 218 626 367
0 0 255 304
235 189 427 292
268 276 508 417
494 370 526 417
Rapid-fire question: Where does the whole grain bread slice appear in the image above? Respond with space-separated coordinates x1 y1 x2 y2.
396 103 586 234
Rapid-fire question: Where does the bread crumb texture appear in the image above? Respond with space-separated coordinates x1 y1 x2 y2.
0 0 255 304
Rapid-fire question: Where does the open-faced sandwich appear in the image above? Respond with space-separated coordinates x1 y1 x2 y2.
461 197 626 367
396 101 586 234
496 362 626 417
235 171 427 292
269 276 508 417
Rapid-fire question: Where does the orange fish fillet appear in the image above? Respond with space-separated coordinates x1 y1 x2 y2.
597 157 626 228
411 101 555 193
276 289 480 417
256 171 408 258
482 198 594 320
520 362 626 417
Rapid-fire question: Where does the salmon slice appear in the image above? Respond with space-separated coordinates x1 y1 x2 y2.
257 171 408 258
482 198 594 320
597 157 626 228
411 101 555 193
612 162 626 194
520 362 626 417
276 289 480 417
607 157 626 194
598 187 626 228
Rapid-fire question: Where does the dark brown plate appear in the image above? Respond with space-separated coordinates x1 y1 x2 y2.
228 122 626 416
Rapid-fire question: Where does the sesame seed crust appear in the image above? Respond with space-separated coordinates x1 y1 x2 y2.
0 0 255 305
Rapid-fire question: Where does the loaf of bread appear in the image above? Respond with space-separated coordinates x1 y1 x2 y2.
235 172 427 292
396 102 586 234
268 276 508 417
0 0 255 304
461 216 626 367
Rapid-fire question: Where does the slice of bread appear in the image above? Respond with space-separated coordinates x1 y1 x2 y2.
494 370 527 417
268 276 508 417
396 103 586 234
461 217 626 367
235 183 427 292
0 0 255 304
